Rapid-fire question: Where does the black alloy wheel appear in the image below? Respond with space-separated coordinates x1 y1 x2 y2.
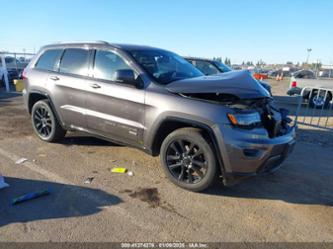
160 128 217 192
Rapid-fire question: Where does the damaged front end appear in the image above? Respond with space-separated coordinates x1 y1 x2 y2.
168 70 294 138
179 92 293 138
225 97 293 138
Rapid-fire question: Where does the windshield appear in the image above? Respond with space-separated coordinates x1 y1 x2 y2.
213 61 232 73
129 50 203 84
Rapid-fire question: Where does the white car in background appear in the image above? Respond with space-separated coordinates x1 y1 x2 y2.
287 69 333 108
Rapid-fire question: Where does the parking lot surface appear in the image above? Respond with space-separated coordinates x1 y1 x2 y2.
0 80 332 242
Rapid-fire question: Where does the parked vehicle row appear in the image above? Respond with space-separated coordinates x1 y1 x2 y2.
23 41 296 191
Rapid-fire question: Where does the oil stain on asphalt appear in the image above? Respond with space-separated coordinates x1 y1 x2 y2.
121 188 187 219
128 188 160 208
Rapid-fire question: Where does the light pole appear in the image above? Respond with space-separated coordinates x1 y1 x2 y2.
306 48 312 64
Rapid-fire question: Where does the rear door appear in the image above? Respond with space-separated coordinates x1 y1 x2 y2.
49 48 91 129
85 49 145 145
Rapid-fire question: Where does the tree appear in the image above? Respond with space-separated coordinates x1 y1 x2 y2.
224 58 231 66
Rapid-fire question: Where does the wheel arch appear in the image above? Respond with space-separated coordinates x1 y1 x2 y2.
148 117 226 175
28 91 65 127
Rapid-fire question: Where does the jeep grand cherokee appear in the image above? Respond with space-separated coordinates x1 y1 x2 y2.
23 41 296 191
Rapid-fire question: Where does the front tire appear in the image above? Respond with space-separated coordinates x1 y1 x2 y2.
160 128 217 192
31 100 66 142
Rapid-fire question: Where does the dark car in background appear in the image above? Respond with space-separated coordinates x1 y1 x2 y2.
185 57 272 95
185 57 232 75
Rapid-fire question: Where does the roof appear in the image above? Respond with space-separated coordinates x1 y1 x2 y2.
42 41 168 52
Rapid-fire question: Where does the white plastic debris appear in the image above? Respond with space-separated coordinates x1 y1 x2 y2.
84 177 94 184
127 171 134 177
0 174 9 190
15 158 28 165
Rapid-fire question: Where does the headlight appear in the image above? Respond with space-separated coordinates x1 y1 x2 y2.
227 111 261 128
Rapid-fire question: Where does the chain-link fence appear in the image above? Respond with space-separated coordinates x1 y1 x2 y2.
0 52 35 91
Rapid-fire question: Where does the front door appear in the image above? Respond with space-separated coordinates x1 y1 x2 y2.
85 49 145 145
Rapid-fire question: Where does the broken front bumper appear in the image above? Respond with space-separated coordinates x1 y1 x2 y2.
213 124 296 184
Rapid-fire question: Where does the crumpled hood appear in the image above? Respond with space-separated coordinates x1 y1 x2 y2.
166 70 270 99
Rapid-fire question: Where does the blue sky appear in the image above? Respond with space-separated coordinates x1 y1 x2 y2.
1 0 332 64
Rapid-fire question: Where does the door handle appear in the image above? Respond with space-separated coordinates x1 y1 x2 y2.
49 75 59 81
90 83 101 89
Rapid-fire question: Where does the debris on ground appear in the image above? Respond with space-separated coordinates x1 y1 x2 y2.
92 171 98 174
119 189 133 194
111 167 127 173
110 159 117 163
12 189 50 205
84 177 94 184
127 171 134 176
15 158 28 165
0 174 9 190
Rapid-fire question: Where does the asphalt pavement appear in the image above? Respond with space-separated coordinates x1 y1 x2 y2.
0 90 332 242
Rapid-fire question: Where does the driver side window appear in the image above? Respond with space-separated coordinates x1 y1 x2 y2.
93 50 131 81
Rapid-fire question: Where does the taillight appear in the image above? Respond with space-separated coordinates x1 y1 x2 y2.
291 81 297 87
22 68 27 80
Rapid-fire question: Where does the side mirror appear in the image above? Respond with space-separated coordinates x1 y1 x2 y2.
114 69 143 88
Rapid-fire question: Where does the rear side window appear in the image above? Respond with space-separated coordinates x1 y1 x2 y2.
35 49 62 71
59 48 89 76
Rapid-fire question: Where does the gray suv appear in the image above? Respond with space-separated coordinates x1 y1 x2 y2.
23 41 296 191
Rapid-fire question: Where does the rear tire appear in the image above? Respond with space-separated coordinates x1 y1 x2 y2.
160 128 217 192
31 100 66 142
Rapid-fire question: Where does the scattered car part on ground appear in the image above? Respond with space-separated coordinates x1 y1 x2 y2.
15 158 28 165
12 189 51 205
84 177 94 184
23 41 296 191
111 167 128 173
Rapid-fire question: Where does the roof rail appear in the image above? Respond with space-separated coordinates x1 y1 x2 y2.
56 40 109 45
